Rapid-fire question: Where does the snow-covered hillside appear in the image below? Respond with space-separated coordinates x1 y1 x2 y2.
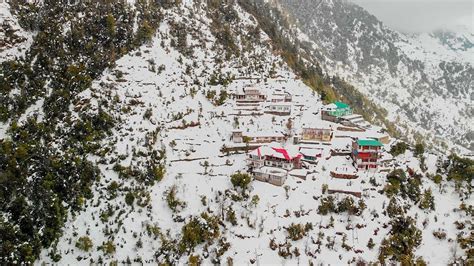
277 0 474 152
401 26 474 66
0 1 472 265
28 2 470 264
0 2 34 63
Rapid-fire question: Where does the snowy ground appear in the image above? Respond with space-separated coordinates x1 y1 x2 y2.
0 2 34 63
31 2 472 265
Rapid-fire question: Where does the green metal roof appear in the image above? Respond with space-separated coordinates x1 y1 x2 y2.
334 101 349 109
357 139 383 147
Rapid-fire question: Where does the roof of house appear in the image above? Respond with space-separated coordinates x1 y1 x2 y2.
341 114 363 120
250 144 301 160
254 166 287 177
356 139 383 147
334 101 350 109
299 148 323 157
321 103 337 110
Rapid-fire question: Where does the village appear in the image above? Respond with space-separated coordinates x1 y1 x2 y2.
224 84 391 198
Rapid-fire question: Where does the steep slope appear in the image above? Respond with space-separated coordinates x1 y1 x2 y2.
1 1 472 265
32 1 470 265
277 0 473 151
0 2 34 63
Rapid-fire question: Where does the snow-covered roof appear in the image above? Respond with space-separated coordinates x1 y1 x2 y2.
321 103 337 110
341 114 363 120
247 130 285 138
299 148 323 157
300 119 334 129
254 166 287 177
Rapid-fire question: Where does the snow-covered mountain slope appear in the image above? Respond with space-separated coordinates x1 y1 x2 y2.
0 2 34 63
28 2 470 265
402 26 474 66
0 1 472 265
277 0 474 152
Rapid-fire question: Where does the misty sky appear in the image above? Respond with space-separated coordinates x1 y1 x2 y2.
348 0 473 33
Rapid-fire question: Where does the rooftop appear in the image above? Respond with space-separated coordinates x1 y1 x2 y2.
299 148 323 157
254 166 287 177
334 101 350 109
250 144 302 160
356 139 383 147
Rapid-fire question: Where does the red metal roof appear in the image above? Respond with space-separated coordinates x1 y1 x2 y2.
271 147 302 160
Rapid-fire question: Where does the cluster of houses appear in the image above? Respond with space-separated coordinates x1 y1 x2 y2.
241 137 383 186
230 85 387 186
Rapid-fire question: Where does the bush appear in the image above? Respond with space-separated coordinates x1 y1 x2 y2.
225 207 237 225
286 223 312 241
125 191 135 206
419 189 435 211
386 198 404 218
178 213 220 254
390 142 408 157
432 230 446 240
318 196 336 215
101 241 116 255
230 172 251 191
251 195 260 207
165 185 186 212
414 143 425 157
76 236 93 252
367 238 375 249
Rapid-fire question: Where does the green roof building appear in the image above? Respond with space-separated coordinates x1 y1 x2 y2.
328 101 352 117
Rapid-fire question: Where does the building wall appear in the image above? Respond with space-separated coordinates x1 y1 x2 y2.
321 111 338 122
254 172 286 186
301 128 332 141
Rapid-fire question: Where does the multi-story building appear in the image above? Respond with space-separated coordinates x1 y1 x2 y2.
351 139 383 170
234 87 266 103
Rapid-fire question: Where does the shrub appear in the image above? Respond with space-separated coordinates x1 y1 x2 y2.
101 241 116 255
178 213 220 254
226 207 237 225
419 189 435 211
390 142 408 157
76 236 93 252
432 230 446 240
251 195 260 207
165 185 186 212
125 191 135 206
414 143 425 157
367 238 375 249
230 172 251 191
386 198 404 218
318 196 336 215
286 223 312 241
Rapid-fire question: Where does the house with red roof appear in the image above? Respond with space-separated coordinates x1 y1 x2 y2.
247 144 302 171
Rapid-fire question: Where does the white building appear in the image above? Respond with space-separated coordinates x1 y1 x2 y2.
264 102 291 115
